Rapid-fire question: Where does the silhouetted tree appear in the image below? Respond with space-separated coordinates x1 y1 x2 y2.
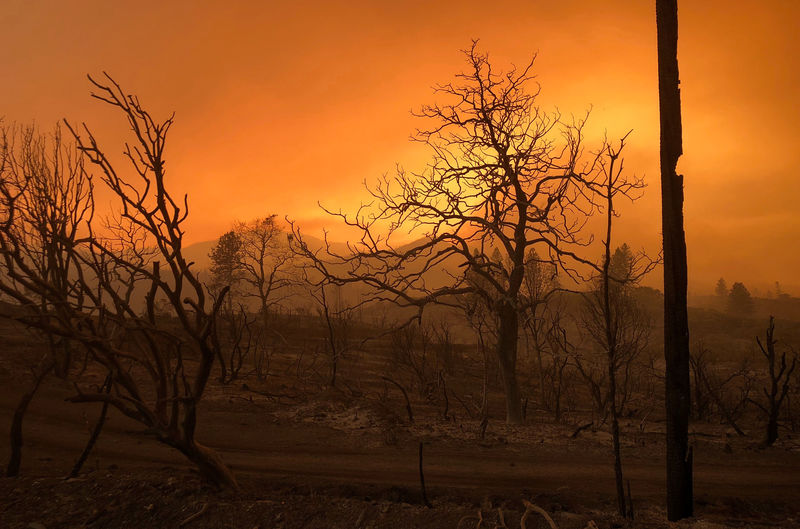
293 42 627 424
210 231 244 302
5 360 52 477
519 248 560 415
0 75 237 488
690 345 751 435
234 215 294 327
0 123 85 476
579 243 652 422
209 230 245 382
714 277 728 297
609 244 635 282
310 281 353 388
540 311 572 422
752 316 797 446
657 0 693 520
727 282 754 315
578 137 652 517
580 245 651 518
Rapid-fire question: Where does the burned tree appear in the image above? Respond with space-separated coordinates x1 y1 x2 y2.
580 243 652 518
4 357 52 477
689 345 751 436
209 231 244 308
310 281 353 388
0 75 237 488
579 135 653 517
293 43 622 424
0 123 87 476
656 0 693 519
235 215 295 375
518 248 560 413
753 316 797 446
209 230 244 382
209 218 294 383
234 215 294 324
540 310 573 422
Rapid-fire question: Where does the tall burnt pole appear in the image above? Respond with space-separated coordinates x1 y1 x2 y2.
656 0 693 520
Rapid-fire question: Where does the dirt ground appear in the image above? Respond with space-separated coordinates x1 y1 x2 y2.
2 370 799 529
2 311 800 529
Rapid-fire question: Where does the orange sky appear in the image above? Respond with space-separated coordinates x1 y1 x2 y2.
2 0 798 295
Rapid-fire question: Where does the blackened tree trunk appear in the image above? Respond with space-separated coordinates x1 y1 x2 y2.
176 440 239 490
656 0 693 520
756 316 797 446
497 301 523 424
68 373 112 478
6 364 52 477
603 190 627 518
608 356 626 516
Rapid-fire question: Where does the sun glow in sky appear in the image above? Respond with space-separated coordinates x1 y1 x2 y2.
1 0 798 294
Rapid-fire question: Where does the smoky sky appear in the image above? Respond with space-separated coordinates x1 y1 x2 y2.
2 0 798 293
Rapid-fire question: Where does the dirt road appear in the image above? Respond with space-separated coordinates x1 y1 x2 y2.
3 379 799 514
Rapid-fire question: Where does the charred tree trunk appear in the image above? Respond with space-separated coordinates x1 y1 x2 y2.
6 364 52 477
766 415 779 446
601 160 627 518
757 316 797 446
177 440 239 490
609 357 627 517
213 319 229 384
323 307 339 388
68 373 112 478
656 0 693 520
497 302 522 424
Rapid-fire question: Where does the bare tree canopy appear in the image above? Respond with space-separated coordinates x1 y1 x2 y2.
0 75 237 489
293 42 636 424
234 215 295 317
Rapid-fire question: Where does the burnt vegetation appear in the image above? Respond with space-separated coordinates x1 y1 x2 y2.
1 43 799 528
